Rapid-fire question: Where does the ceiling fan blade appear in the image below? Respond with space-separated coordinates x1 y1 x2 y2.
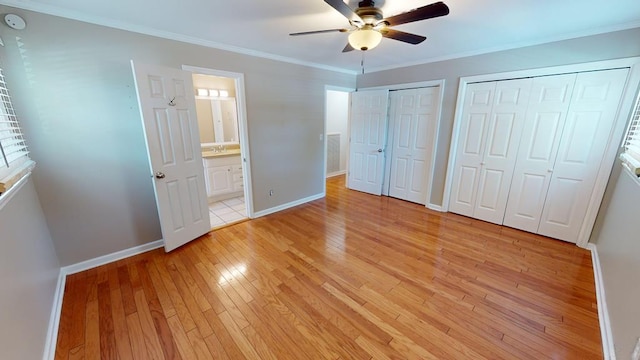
324 0 363 23
290 28 349 36
381 29 426 45
342 43 355 52
383 1 449 26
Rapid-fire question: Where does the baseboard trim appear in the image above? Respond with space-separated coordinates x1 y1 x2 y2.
43 239 165 359
427 203 446 212
62 240 164 275
42 269 66 360
253 193 325 218
326 170 346 178
588 243 616 360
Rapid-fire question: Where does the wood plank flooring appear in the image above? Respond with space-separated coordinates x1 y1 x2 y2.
54 175 603 359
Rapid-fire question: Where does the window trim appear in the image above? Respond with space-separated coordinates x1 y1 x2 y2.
0 170 31 212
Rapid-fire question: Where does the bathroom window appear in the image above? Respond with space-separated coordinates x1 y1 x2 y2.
0 66 32 195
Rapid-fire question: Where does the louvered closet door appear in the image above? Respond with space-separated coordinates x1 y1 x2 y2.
449 82 495 217
503 74 577 233
473 78 532 224
538 68 629 242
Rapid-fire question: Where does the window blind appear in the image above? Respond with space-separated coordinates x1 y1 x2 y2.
0 67 33 194
621 91 640 176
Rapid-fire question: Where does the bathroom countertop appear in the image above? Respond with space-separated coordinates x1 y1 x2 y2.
202 149 241 158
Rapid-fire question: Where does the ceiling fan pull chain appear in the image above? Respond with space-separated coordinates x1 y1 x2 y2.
361 52 365 75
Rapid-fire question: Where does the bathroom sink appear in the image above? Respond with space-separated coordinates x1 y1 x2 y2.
201 149 241 158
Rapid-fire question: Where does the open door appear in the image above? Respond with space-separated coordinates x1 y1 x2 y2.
347 89 389 195
131 61 211 252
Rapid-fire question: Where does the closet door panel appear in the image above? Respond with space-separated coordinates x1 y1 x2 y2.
449 82 495 216
538 68 629 242
450 113 487 215
503 74 576 232
388 87 438 204
407 158 428 203
348 90 389 195
454 166 479 209
474 78 532 224
542 177 582 227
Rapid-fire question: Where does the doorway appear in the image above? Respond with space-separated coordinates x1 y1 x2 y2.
346 81 444 208
324 88 351 180
183 66 253 229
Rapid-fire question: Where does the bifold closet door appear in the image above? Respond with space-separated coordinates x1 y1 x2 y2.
387 87 439 204
503 74 577 233
537 68 628 242
449 78 531 224
448 82 494 217
348 89 390 195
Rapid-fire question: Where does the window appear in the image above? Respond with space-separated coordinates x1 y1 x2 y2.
0 67 33 195
621 89 640 176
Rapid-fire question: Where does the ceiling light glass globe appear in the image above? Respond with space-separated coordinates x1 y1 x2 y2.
348 28 382 51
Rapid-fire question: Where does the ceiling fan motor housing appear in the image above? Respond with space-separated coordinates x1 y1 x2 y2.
355 3 383 24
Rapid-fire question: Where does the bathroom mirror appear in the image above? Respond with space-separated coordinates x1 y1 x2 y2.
196 97 239 144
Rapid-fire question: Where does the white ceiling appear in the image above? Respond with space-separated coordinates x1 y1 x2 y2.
4 0 640 73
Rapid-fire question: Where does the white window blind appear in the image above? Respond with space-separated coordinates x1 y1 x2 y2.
621 90 640 176
0 67 34 194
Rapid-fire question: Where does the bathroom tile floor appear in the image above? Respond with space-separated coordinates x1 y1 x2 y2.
209 196 247 228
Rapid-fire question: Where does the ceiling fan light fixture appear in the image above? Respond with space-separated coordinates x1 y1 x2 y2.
348 27 382 51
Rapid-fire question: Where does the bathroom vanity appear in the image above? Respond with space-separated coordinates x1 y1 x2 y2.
202 151 243 202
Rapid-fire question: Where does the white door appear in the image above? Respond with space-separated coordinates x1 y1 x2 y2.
473 78 532 224
449 79 531 224
387 87 439 204
131 61 211 252
348 89 389 195
449 82 495 217
537 68 628 242
503 74 577 232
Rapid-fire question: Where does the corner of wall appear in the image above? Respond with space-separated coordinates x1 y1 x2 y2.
588 243 616 360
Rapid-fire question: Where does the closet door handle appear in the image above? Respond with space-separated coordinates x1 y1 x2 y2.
155 172 166 179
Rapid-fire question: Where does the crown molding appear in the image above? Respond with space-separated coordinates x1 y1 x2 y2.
0 1 358 75
365 20 640 74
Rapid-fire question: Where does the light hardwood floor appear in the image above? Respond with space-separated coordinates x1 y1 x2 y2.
54 175 602 359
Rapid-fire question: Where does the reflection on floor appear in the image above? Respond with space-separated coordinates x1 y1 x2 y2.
209 196 247 228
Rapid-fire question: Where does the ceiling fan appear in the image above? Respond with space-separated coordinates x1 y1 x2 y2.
290 0 450 52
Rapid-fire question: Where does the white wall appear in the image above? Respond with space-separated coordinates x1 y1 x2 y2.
0 178 60 359
590 164 640 358
358 27 640 206
0 5 355 266
325 90 349 175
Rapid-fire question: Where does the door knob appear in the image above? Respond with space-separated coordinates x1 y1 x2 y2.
377 148 383 153
155 172 166 179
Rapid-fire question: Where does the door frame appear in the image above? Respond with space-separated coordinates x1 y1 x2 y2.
182 65 254 218
443 57 640 248
357 80 445 210
324 85 354 195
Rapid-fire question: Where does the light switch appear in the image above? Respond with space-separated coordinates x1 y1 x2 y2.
319 134 323 141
